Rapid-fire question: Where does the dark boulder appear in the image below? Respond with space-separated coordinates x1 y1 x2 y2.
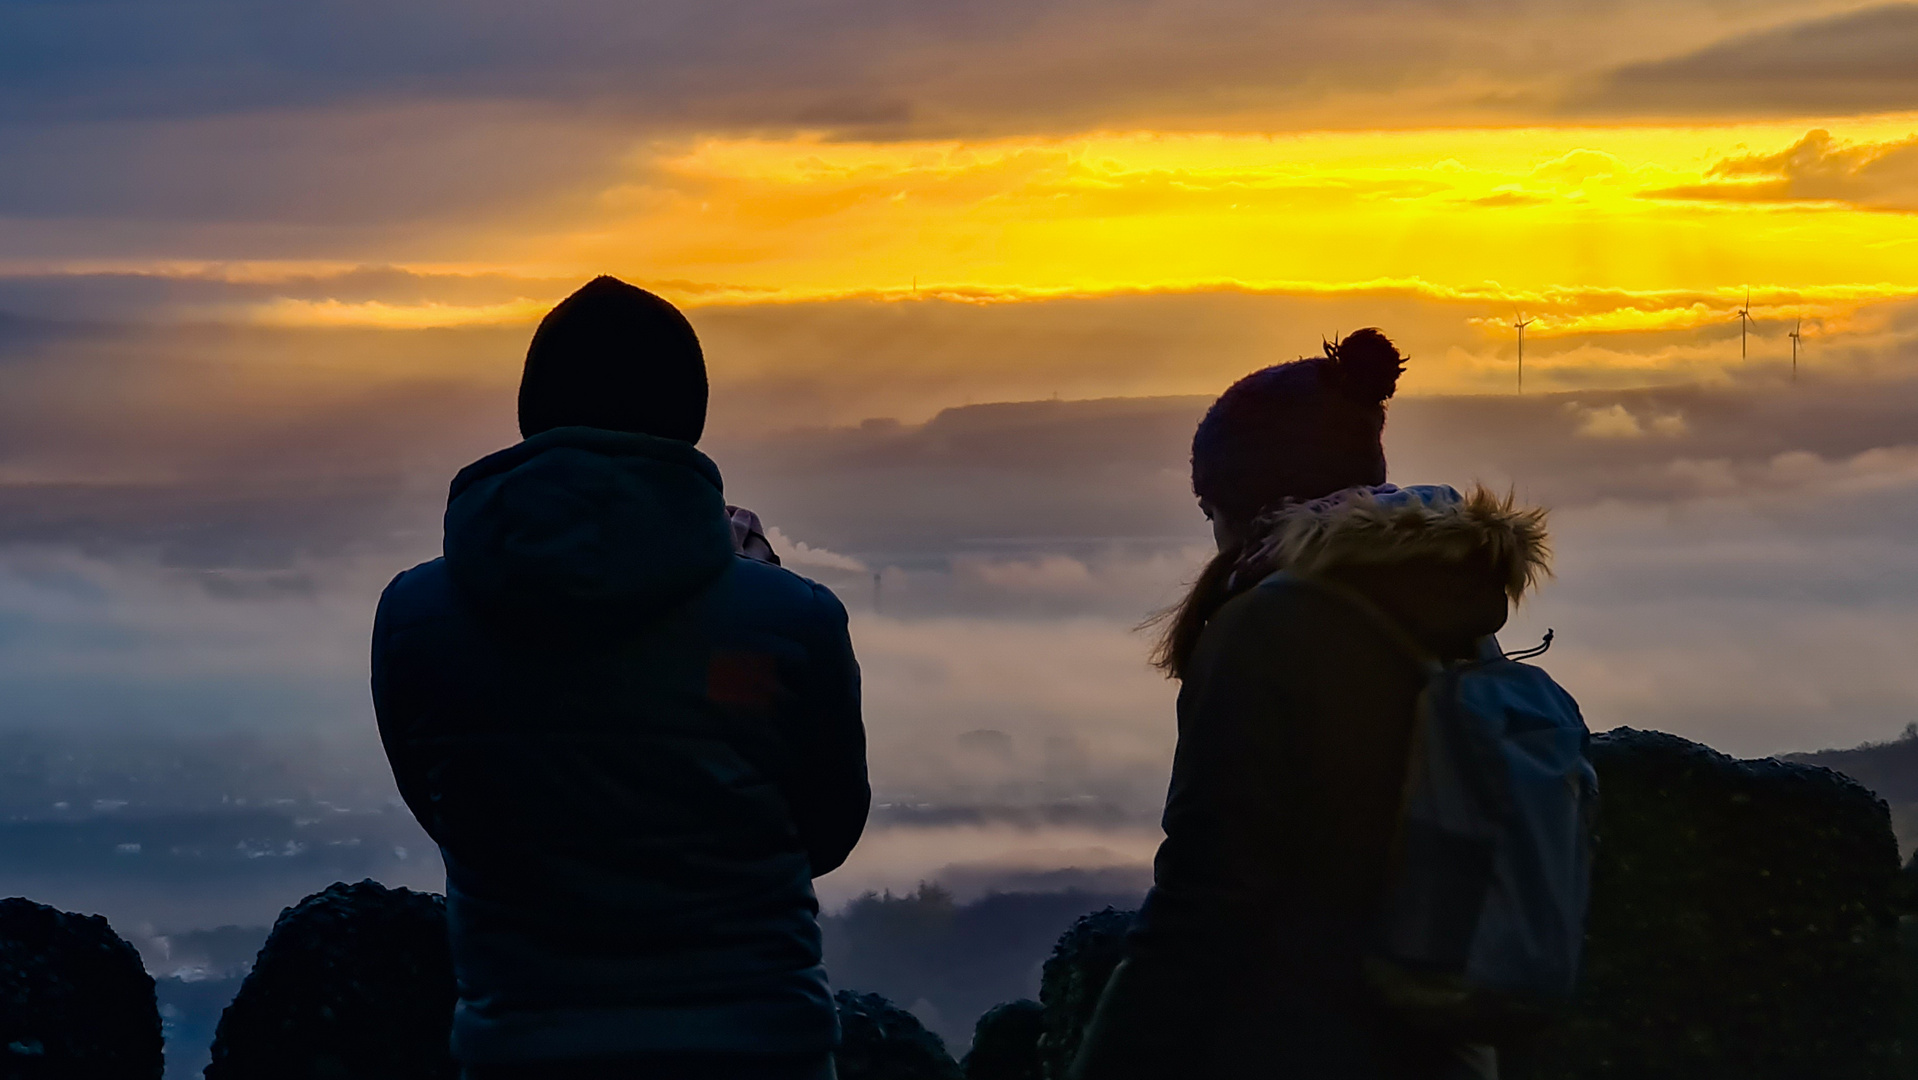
1035 907 1134 1080
1899 853 1918 1070
962 998 1043 1080
1506 728 1905 1080
205 880 455 1080
0 897 162 1079
834 989 962 1080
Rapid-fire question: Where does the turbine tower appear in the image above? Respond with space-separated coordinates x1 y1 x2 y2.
1513 313 1535 394
1736 289 1754 359
1789 317 1802 382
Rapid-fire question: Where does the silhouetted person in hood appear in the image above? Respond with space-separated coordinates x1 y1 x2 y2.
372 277 869 1080
1071 330 1544 1080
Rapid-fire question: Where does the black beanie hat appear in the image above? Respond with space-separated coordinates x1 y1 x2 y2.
1189 328 1406 523
517 276 708 443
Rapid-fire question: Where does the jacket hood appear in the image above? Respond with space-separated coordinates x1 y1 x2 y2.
442 427 735 626
1243 484 1551 658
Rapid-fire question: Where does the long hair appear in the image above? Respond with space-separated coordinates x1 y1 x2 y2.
1147 485 1552 680
1147 544 1245 680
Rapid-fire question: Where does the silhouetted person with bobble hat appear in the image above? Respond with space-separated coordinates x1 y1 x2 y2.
373 276 869 1080
1073 330 1543 1080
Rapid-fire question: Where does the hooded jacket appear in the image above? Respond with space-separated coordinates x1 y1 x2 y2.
370 427 868 1065
1075 486 1548 1080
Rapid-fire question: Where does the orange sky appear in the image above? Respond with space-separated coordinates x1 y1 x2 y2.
205 119 1918 320
7 0 1918 403
561 122 1918 298
131 116 1896 404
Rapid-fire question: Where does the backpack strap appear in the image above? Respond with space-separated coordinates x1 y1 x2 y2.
1269 572 1455 956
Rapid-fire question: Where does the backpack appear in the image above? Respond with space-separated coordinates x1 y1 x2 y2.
1305 575 1598 1041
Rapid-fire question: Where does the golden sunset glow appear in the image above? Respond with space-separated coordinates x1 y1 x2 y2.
244 296 555 329
539 120 1918 304
162 115 1915 402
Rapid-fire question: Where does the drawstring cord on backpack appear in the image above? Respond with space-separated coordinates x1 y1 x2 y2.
1503 629 1555 661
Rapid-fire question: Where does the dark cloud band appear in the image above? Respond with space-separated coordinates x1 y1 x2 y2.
1572 4 1918 116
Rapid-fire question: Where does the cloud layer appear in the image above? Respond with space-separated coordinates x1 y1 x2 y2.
1649 129 1918 212
1577 4 1918 117
8 323 1918 930
4 0 1914 272
1 0 1864 132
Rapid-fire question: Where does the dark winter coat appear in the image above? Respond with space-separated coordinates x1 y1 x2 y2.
1074 486 1548 1080
371 427 869 1066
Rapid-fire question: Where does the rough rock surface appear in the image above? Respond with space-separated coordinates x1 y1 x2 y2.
0 897 162 1079
1505 727 1906 1080
962 998 1043 1080
1035 907 1134 1080
834 989 962 1080
204 880 455 1080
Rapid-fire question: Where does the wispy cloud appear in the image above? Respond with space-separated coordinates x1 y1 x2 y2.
243 296 554 329
1644 129 1918 213
764 527 870 574
1569 402 1688 439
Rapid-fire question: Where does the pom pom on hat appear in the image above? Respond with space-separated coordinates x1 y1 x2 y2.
1322 326 1405 405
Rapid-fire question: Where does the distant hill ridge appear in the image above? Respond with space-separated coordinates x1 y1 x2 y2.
1786 729 1918 803
1786 729 1918 856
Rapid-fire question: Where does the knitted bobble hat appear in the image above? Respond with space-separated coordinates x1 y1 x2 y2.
1190 328 1407 523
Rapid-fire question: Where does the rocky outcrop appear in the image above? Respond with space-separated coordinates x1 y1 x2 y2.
833 989 962 1080
1035 907 1134 1080
1506 728 1906 1080
0 897 162 1079
1008 727 1910 1079
204 880 455 1080
962 998 1043 1080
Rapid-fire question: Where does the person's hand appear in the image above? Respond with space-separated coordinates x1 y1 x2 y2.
725 505 781 565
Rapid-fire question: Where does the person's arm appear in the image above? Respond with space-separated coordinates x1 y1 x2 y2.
370 573 443 840
782 583 870 877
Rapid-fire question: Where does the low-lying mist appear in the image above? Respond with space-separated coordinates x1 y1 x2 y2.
4 288 1918 962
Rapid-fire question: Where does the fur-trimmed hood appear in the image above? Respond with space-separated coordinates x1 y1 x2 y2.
1238 484 1551 657
1237 484 1551 597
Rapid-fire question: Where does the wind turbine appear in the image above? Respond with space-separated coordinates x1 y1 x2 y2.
1513 313 1535 393
1789 317 1802 382
1736 289 1754 359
